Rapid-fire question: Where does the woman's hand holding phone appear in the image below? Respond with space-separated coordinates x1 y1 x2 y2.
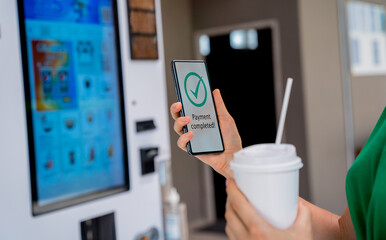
170 89 242 179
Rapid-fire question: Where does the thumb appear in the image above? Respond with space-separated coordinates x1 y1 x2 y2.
213 89 230 118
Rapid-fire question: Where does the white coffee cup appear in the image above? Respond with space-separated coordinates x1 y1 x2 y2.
230 143 303 229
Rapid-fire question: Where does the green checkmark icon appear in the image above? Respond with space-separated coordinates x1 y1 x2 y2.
190 79 202 98
184 72 207 107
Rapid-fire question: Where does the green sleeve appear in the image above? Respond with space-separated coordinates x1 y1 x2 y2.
346 107 386 240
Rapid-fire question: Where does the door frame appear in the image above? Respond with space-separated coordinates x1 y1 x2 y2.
337 0 356 169
192 19 283 226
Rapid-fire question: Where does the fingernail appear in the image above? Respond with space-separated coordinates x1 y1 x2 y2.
186 132 193 138
183 117 189 123
226 179 230 186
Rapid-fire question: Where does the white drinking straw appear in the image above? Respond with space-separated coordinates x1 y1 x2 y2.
275 78 293 144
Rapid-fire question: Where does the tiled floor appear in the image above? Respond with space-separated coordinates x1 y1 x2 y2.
189 231 228 240
188 219 228 240
189 223 228 239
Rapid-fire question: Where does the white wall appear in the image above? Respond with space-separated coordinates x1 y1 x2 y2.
352 77 386 150
298 0 348 214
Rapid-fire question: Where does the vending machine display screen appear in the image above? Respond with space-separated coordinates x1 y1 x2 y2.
18 0 129 215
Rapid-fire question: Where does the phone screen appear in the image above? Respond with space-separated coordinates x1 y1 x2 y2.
172 60 224 155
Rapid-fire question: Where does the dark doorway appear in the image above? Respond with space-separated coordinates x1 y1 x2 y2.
205 28 277 223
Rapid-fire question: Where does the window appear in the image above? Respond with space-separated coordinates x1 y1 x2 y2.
229 29 259 50
347 1 386 75
199 34 211 56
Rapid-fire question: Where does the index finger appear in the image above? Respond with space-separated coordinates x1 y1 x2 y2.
226 179 270 231
213 89 230 118
170 102 182 120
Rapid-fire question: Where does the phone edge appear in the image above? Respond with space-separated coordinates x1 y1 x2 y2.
171 60 193 155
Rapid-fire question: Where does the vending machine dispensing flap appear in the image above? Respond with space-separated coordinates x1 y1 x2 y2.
140 147 159 175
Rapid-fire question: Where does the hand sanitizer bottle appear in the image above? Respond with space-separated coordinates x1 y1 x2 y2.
164 187 181 240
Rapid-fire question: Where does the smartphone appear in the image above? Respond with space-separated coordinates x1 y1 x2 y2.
171 60 225 155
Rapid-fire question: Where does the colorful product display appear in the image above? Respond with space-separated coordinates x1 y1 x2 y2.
20 0 129 214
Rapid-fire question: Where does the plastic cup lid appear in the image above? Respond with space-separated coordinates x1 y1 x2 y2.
231 144 302 172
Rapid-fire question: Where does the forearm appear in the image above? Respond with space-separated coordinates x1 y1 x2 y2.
299 198 341 240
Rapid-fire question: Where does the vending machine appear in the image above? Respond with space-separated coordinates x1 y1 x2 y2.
0 0 170 239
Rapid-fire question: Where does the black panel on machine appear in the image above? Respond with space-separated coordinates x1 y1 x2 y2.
81 212 116 240
136 119 156 132
140 147 159 175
